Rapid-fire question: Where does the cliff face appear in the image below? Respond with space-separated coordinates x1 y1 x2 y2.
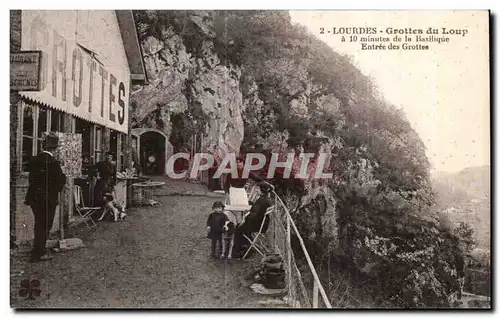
131 12 245 160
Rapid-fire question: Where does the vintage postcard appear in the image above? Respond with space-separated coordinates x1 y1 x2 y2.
9 10 490 309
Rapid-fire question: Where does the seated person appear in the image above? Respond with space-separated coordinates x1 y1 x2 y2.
92 151 117 207
234 182 274 256
239 182 274 236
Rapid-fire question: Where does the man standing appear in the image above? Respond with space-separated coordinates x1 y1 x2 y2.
25 133 67 262
97 151 117 188
93 151 117 207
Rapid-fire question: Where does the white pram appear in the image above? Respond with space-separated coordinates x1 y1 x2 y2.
223 186 252 224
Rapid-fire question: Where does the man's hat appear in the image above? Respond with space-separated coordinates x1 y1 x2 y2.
42 133 59 150
212 201 225 209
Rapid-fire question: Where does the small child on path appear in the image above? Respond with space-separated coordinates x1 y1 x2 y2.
206 201 228 258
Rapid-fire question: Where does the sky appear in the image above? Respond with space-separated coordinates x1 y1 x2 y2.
289 11 490 174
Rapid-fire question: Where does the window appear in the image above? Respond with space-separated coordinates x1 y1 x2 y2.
110 130 124 170
21 104 35 172
75 118 92 163
110 129 118 159
36 107 48 153
131 136 138 153
50 109 64 132
19 103 66 172
120 133 126 171
131 135 138 165
94 126 102 163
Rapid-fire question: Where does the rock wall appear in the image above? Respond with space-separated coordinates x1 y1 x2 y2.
131 12 245 161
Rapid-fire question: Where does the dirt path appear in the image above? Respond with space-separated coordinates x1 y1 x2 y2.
11 183 267 308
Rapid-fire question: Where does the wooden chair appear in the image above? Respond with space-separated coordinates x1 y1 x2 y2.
242 205 275 259
71 185 101 230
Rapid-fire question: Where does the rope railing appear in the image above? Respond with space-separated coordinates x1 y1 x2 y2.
249 181 332 308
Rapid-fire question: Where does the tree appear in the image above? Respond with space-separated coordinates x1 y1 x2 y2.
453 222 476 254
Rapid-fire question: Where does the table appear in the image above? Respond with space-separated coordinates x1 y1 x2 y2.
131 181 165 206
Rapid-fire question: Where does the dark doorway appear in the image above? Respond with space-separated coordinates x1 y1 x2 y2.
75 118 92 163
140 131 166 175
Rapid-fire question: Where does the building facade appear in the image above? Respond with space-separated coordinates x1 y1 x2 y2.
10 10 147 244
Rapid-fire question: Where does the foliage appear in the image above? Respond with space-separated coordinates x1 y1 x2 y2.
453 222 476 254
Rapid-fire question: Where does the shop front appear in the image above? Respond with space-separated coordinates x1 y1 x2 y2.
11 10 147 244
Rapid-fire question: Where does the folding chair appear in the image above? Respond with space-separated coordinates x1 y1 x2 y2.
71 185 101 230
242 205 275 259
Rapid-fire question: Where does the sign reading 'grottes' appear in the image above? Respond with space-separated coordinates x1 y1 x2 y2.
19 12 130 133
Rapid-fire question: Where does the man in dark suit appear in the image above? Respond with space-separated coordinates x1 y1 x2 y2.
96 152 117 188
25 133 67 262
93 151 117 208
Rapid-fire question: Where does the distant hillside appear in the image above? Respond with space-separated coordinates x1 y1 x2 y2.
434 166 490 200
433 166 490 249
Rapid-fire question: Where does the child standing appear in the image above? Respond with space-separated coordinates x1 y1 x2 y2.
206 201 228 258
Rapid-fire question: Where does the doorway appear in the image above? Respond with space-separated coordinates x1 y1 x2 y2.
140 131 166 175
75 118 92 163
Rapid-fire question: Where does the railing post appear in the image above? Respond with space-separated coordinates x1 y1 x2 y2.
273 193 277 250
286 213 292 301
313 279 319 308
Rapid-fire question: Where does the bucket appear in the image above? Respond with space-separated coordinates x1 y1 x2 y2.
262 270 286 289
